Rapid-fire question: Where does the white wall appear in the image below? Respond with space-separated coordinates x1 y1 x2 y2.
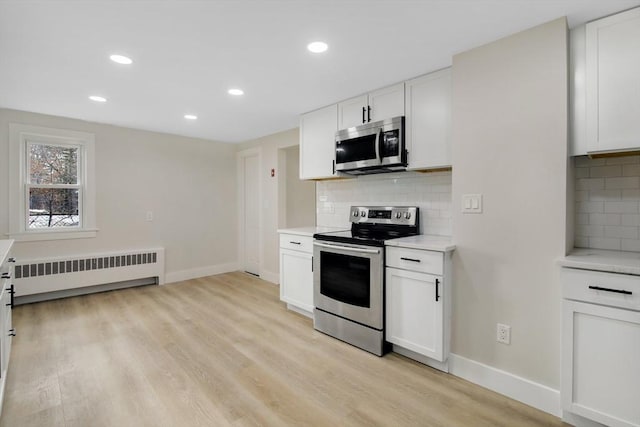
285 145 315 228
574 154 640 251
316 171 452 236
0 108 238 282
451 18 568 389
236 128 309 283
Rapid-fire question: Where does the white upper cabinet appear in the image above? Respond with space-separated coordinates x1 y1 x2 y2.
586 7 640 154
299 104 338 180
338 83 404 129
405 68 452 170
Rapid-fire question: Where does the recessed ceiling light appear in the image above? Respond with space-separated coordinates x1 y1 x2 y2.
307 41 328 53
184 114 198 120
110 54 133 65
89 95 107 102
228 88 244 96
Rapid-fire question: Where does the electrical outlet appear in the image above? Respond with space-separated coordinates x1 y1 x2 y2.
497 323 511 344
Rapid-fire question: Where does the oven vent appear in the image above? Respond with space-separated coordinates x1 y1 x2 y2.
13 248 165 299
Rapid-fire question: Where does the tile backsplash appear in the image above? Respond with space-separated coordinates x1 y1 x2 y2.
316 171 452 236
575 155 640 252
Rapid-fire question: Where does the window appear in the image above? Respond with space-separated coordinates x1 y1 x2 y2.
9 124 96 241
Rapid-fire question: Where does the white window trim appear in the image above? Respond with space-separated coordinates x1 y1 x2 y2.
8 123 97 241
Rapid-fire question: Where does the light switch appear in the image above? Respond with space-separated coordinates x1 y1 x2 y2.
462 194 483 214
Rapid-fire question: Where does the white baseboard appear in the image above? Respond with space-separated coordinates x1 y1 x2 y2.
165 263 239 284
448 353 561 417
259 269 279 284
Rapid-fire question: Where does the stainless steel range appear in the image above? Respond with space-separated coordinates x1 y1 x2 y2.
313 206 419 356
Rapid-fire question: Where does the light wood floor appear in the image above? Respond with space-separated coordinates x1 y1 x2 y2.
1 272 567 427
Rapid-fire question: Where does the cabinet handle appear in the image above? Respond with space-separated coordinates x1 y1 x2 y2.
400 257 421 263
9 284 14 308
588 285 632 295
362 107 366 124
311 256 313 273
1 273 10 279
290 241 301 245
435 278 440 302
8 329 15 337
367 105 371 122
8 258 15 263
332 160 335 175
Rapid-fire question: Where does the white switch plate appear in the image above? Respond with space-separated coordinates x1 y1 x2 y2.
462 194 483 214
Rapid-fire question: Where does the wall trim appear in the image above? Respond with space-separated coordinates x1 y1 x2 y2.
165 263 239 284
448 353 561 417
259 269 279 285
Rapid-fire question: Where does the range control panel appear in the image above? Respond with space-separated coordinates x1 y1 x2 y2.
349 206 418 226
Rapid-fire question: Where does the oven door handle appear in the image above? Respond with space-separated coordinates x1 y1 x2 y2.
313 241 380 255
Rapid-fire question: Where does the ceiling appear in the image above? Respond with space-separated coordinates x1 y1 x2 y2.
1 0 640 144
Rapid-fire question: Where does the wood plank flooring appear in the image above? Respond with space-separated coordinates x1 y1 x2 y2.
0 272 567 426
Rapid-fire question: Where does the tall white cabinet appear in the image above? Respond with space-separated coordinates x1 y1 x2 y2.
585 7 640 154
405 68 452 170
299 104 338 180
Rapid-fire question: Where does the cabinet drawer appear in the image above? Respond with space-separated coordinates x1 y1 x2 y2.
279 234 313 253
386 247 443 275
562 268 640 311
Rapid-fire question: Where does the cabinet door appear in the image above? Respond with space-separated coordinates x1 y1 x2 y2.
586 7 640 153
279 249 313 313
368 83 405 123
338 95 368 129
299 104 338 180
0 288 9 379
385 267 444 361
562 300 640 427
405 69 451 170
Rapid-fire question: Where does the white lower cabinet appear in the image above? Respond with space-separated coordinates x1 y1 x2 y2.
0 240 14 417
386 267 443 360
385 245 452 370
562 267 640 427
279 234 314 316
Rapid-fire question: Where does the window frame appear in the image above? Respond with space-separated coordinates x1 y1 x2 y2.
9 124 97 241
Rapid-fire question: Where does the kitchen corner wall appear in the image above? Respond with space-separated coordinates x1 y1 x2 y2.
316 171 452 236
0 108 238 282
451 17 568 391
574 154 640 251
236 128 314 283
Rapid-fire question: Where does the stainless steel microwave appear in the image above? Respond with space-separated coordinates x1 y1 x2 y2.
335 116 406 175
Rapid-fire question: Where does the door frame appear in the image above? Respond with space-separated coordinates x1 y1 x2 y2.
237 148 262 276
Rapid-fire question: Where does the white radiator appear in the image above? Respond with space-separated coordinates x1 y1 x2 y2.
13 248 165 298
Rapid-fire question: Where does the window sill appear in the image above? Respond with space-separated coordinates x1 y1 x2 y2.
7 229 98 242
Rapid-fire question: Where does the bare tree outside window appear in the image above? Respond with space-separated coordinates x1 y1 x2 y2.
27 143 81 229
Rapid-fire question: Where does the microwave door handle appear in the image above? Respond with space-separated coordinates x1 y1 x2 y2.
375 129 382 164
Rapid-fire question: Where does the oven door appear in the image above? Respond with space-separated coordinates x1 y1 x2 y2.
313 241 384 330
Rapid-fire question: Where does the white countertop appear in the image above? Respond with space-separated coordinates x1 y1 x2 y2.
385 235 455 252
0 240 14 266
559 248 640 276
277 226 347 237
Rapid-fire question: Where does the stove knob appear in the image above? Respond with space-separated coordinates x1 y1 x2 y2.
361 211 366 217
405 212 411 219
395 212 402 219
353 211 358 217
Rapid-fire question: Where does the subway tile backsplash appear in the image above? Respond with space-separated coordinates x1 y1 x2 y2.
316 171 452 236
575 155 640 252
